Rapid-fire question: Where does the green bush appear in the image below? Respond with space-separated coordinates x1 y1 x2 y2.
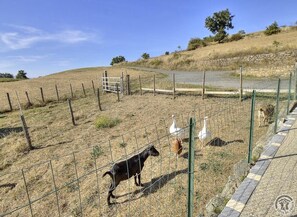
95 116 121 128
16 70 28 79
110 56 126 65
203 35 215 44
141 53 150 59
264 21 281 36
165 51 170 55
91 145 103 159
229 33 244 42
187 38 207 50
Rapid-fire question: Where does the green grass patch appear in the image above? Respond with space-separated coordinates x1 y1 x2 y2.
95 116 121 129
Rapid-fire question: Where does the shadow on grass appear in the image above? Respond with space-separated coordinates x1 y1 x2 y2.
206 137 244 147
112 168 188 205
0 127 23 139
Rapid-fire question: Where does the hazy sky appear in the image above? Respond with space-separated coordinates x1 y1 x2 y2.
0 0 296 77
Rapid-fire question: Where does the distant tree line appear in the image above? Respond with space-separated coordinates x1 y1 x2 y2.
0 70 28 80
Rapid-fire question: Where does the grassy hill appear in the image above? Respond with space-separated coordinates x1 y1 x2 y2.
123 26 297 77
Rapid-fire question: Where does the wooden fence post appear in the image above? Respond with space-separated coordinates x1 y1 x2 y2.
6 93 13 111
240 66 243 101
20 114 34 150
55 85 60 101
81 83 86 97
96 88 102 111
139 75 142 95
25 91 32 106
173 73 176 99
126 74 131 95
67 99 76 126
92 80 96 95
116 83 120 102
202 71 206 99
70 83 74 99
121 72 124 95
104 70 108 91
40 87 45 103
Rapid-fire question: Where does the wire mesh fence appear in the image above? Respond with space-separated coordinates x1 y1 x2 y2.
1 67 297 216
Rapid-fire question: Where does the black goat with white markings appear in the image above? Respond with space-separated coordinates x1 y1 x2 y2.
102 144 159 205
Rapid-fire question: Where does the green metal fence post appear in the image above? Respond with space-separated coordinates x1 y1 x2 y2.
248 90 256 164
187 117 196 217
287 73 292 115
274 79 281 134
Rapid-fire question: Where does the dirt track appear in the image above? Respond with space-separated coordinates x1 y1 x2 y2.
129 67 290 90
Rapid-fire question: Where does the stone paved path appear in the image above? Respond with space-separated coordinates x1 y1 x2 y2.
219 107 297 217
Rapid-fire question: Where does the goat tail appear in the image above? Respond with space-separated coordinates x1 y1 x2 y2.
102 171 113 178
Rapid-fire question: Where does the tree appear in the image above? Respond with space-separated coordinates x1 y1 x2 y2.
165 51 170 55
141 53 150 59
16 70 28 79
205 9 234 43
264 21 281 36
110 56 126 65
0 73 14 78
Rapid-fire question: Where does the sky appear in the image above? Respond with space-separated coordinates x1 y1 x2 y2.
0 0 296 78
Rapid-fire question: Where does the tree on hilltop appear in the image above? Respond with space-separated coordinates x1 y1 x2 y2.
205 9 234 43
110 56 126 65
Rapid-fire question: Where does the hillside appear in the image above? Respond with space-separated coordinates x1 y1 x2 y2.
124 26 297 77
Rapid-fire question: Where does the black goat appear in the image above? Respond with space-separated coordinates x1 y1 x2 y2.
102 144 159 205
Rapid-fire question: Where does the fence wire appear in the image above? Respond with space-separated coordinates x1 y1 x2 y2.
1 68 296 216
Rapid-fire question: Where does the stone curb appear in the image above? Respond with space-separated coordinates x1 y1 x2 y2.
218 107 297 217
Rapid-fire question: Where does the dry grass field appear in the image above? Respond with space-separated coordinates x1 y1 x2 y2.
124 27 297 77
0 67 279 216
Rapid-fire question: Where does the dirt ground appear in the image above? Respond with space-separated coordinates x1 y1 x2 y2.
0 67 276 216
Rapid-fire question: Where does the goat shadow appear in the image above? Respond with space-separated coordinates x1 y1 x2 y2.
114 168 188 205
0 127 23 139
206 137 244 147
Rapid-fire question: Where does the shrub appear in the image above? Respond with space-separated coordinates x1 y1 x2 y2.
151 59 163 66
16 70 28 79
264 21 281 36
229 33 244 42
141 53 150 59
187 38 207 50
165 51 170 55
203 35 215 44
110 56 126 65
91 145 103 159
95 116 121 128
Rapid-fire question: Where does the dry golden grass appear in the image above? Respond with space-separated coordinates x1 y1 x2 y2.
0 67 284 216
124 27 297 77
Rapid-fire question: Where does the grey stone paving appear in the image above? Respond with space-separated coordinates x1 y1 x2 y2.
219 107 297 217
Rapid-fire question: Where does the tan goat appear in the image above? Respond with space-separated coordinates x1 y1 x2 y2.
258 104 274 127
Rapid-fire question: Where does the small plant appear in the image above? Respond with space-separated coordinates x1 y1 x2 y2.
264 21 281 36
165 51 170 55
200 162 209 171
273 40 281 50
95 116 121 129
119 142 127 148
91 145 103 159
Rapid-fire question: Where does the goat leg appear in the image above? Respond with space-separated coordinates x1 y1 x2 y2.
138 173 144 187
134 175 139 186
